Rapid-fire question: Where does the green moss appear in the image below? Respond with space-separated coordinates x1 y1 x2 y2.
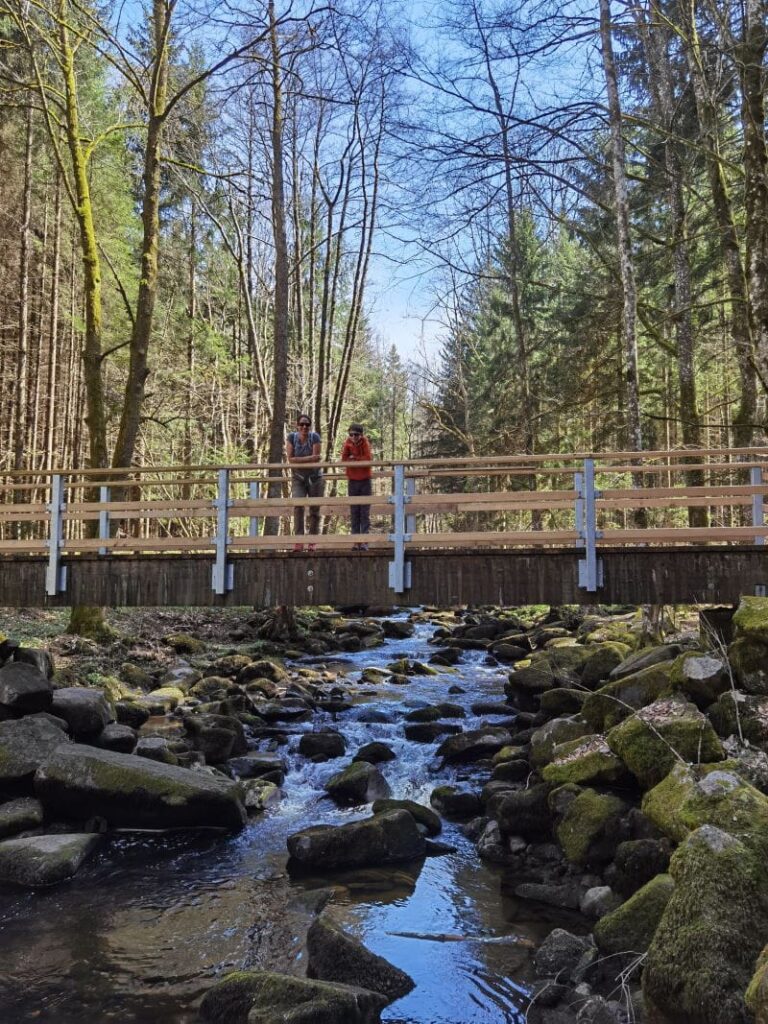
669 651 729 706
67 606 117 642
146 686 185 709
582 663 673 731
733 596 768 642
642 762 768 857
594 873 674 955
165 633 206 655
607 699 724 789
556 787 627 865
726 637 768 696
643 826 768 1024
746 945 768 1024
530 716 592 767
541 734 626 786
580 642 632 688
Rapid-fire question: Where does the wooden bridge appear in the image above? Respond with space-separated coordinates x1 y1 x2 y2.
1 447 768 608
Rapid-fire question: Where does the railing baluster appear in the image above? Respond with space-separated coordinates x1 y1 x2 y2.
249 480 261 539
752 466 765 546
577 458 603 592
45 474 67 596
99 485 110 555
406 476 416 538
388 465 412 594
212 468 233 595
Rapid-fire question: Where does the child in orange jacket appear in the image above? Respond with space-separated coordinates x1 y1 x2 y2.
341 423 372 548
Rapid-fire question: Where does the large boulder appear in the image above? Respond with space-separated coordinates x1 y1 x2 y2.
200 970 387 1024
582 664 673 732
727 637 768 696
529 716 592 768
608 838 672 897
747 946 768 1024
670 652 730 707
51 687 112 738
580 642 631 689
0 833 101 887
609 645 680 681
429 785 482 819
34 744 246 830
372 799 441 836
307 915 414 1002
0 797 43 839
299 731 347 760
490 782 553 840
13 648 54 680
594 873 674 956
607 698 724 789
709 691 768 747
643 825 768 1024
184 713 247 763
324 763 391 806
0 663 53 716
0 716 70 786
555 787 629 866
541 735 626 787
732 595 768 642
287 810 425 870
436 727 512 764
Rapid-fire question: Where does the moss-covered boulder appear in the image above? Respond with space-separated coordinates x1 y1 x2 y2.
287 810 425 870
580 642 632 689
643 825 768 1024
593 873 674 956
372 799 441 836
199 970 388 1024
0 716 70 785
581 663 673 732
489 782 553 840
307 915 414 1002
505 664 556 707
733 595 768 642
606 697 724 789
541 734 627 786
727 636 768 696
555 787 629 866
538 687 586 715
165 633 206 655
746 945 768 1024
34 744 247 830
0 833 101 888
670 651 730 707
325 762 391 806
0 662 53 716
529 716 592 768
146 686 185 711
609 644 680 681
642 763 768 856
708 690 768 747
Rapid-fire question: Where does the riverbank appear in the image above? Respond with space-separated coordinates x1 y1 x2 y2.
0 601 767 1023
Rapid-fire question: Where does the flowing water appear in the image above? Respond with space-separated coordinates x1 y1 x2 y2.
0 617 566 1024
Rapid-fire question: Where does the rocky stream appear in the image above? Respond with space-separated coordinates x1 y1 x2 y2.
1 600 768 1024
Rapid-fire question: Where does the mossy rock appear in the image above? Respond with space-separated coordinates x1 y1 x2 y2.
746 945 768 1024
542 645 591 682
580 642 632 689
581 663 673 732
541 734 627 786
733 596 768 643
607 698 724 789
708 690 768 747
726 637 768 696
146 686 186 710
530 715 592 768
67 606 118 643
555 787 629 866
594 873 674 955
642 762 768 857
504 664 556 703
669 651 730 707
580 621 639 649
372 799 441 837
119 663 154 689
539 687 587 715
165 633 206 656
491 744 528 766
643 825 768 1024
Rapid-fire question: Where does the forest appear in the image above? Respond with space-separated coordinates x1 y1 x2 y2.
0 0 766 477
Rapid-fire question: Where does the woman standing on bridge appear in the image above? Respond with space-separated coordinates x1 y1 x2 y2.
341 423 373 550
286 414 323 552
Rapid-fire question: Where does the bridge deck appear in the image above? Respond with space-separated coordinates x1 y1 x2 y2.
1 446 767 607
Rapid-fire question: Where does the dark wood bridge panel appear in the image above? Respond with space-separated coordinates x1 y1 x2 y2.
0 546 766 608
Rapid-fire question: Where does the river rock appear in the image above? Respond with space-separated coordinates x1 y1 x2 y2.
594 873 674 955
35 744 246 830
241 778 281 815
670 652 729 707
199 970 388 1024
0 663 53 716
582 664 673 732
0 833 101 887
534 928 595 979
300 731 347 759
51 687 113 738
95 723 137 754
307 914 415 1002
0 797 43 838
490 783 553 840
530 716 592 767
13 648 55 680
236 659 289 685
429 785 481 819
0 716 71 785
227 752 286 782
184 713 247 763
135 736 179 765
115 701 150 730
353 742 396 764
381 620 414 639
607 838 673 897
555 787 629 866
372 798 441 836
436 727 512 764
404 722 462 743
324 762 391 805
610 645 681 680
287 810 425 870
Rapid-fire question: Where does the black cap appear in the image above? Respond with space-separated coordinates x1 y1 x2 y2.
349 423 364 434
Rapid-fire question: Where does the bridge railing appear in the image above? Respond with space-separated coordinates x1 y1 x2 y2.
1 446 767 596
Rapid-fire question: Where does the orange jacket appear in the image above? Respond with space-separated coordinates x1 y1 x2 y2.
341 435 373 480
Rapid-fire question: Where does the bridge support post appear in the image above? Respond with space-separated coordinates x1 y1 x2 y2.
45 474 67 597
249 480 261 539
577 458 603 592
212 469 234 596
388 464 412 594
98 486 110 555
752 467 765 546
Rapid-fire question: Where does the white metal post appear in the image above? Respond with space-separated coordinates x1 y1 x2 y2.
212 468 234 595
388 464 412 593
577 458 603 591
98 485 110 555
752 466 765 546
45 474 67 596
249 480 261 539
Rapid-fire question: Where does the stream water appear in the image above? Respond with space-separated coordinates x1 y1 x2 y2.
0 617 567 1024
